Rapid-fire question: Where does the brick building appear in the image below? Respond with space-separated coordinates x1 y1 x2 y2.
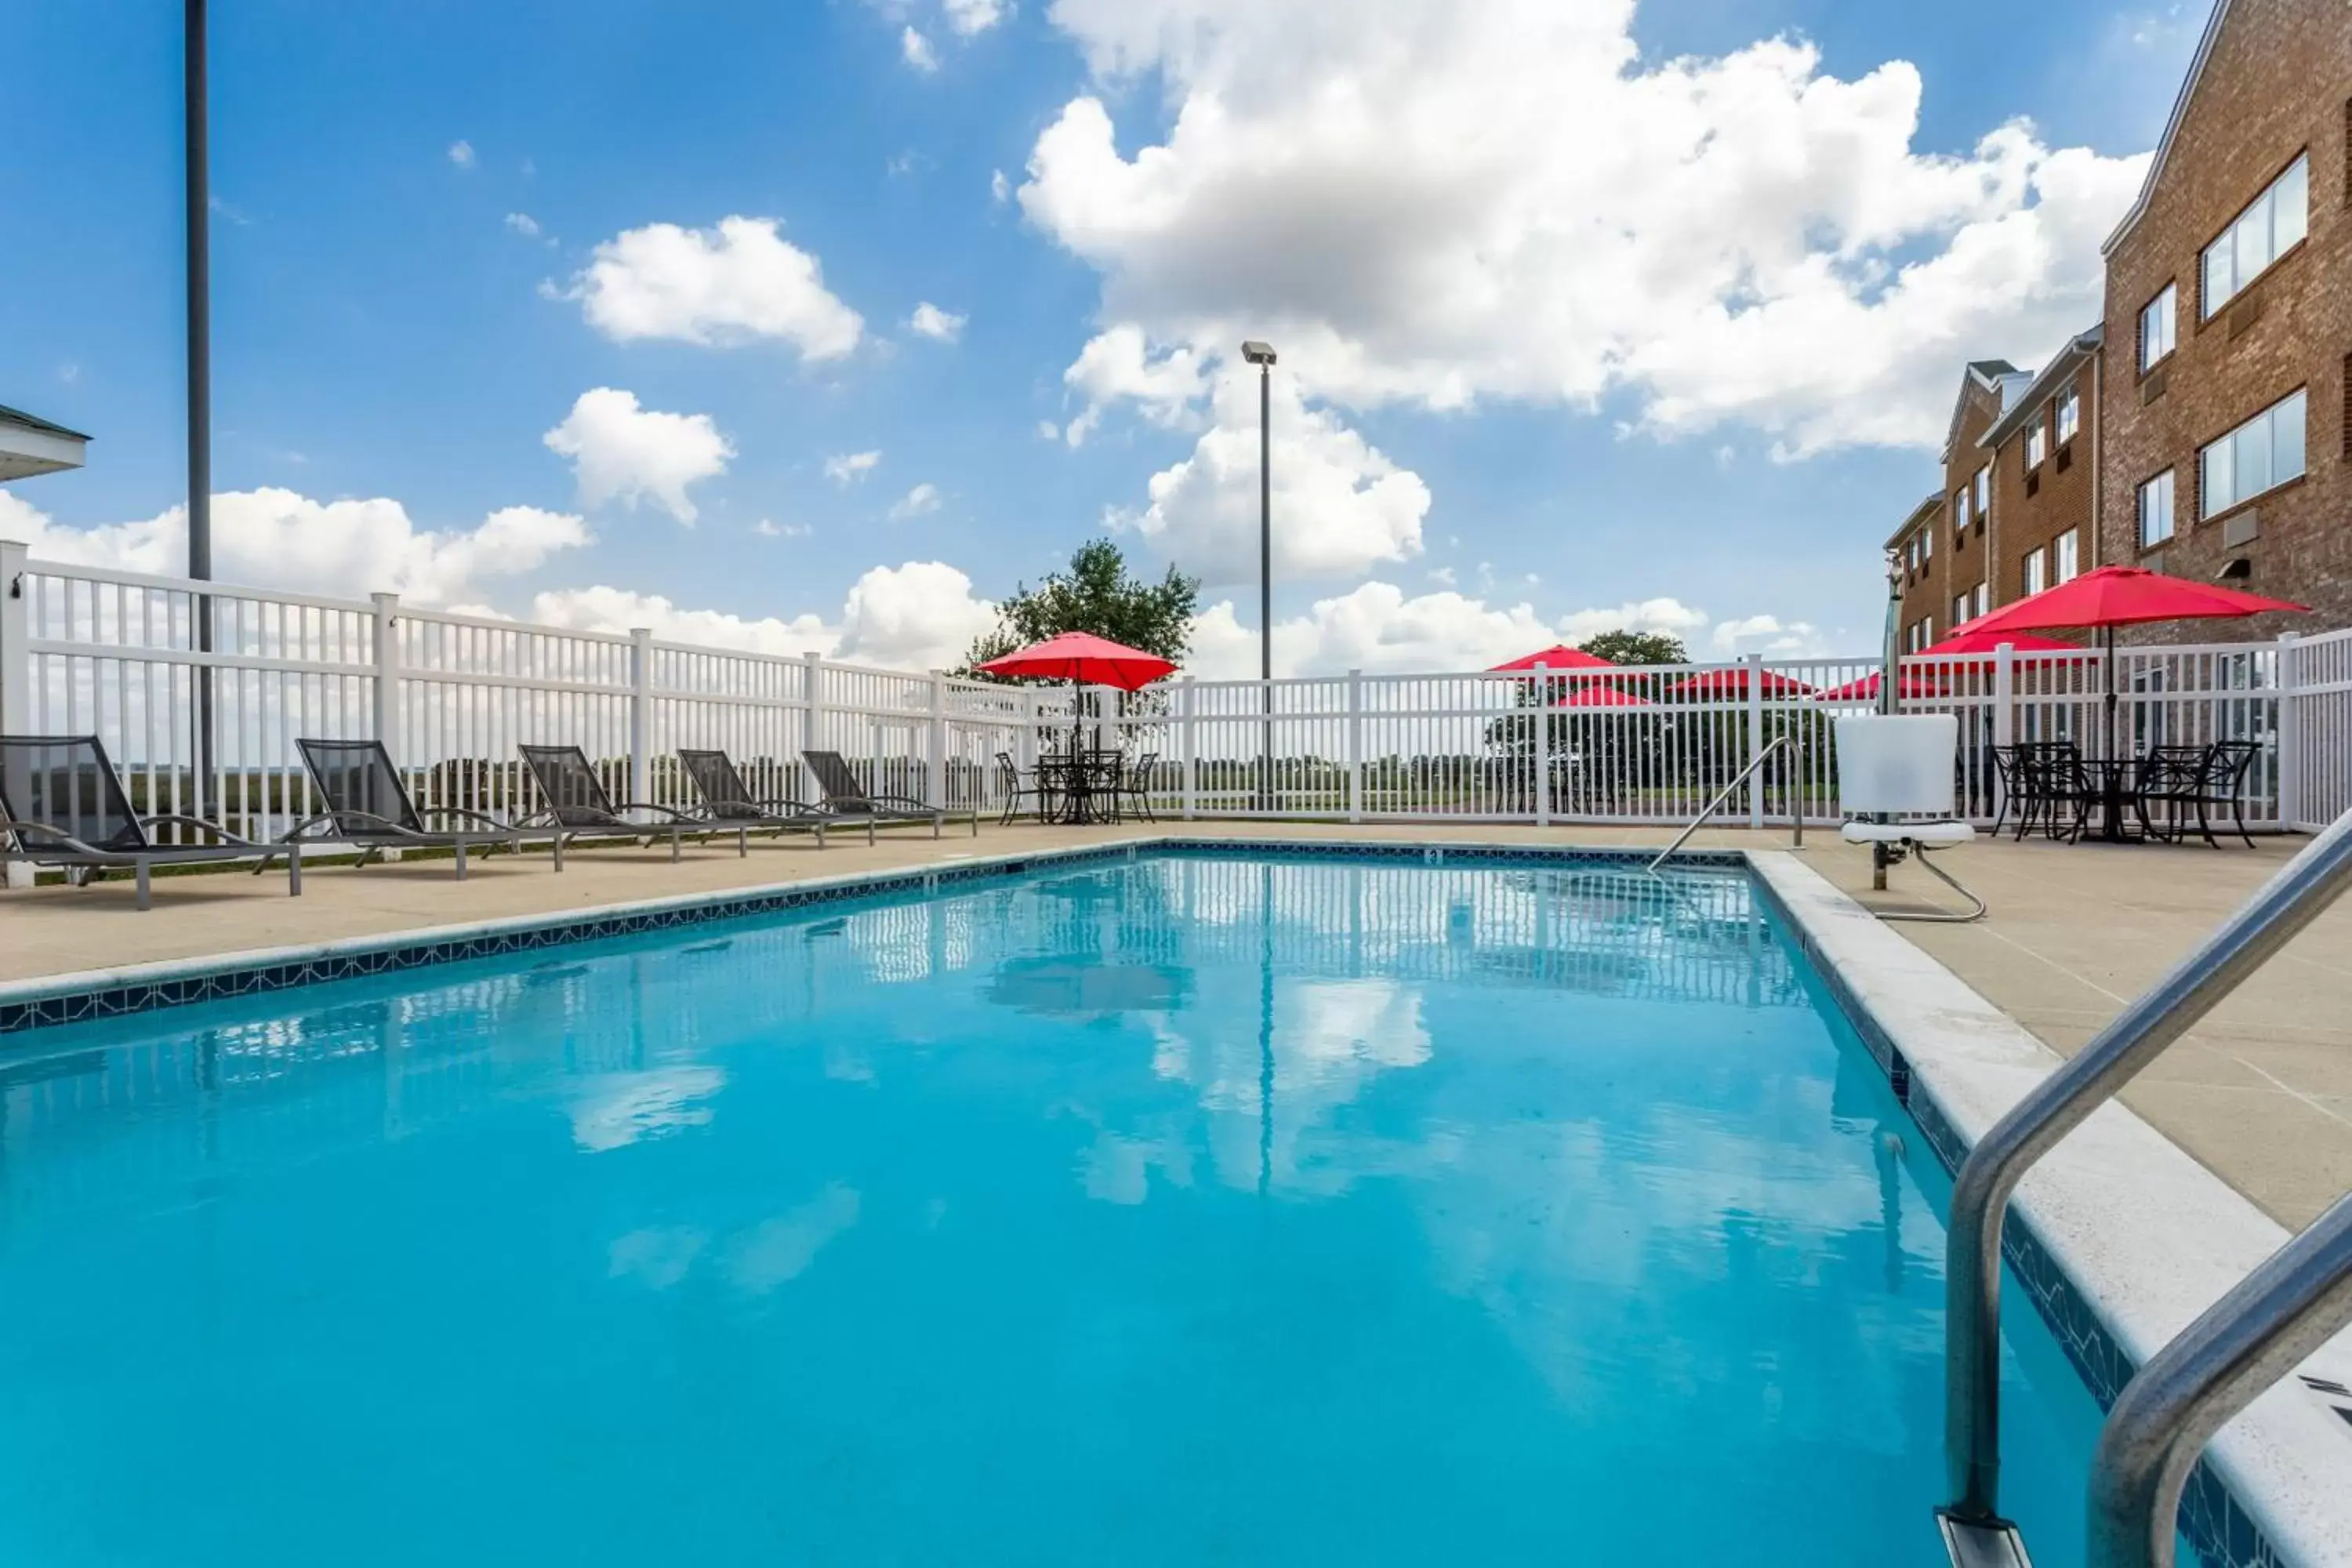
1888 361 2024 646
2097 0 2348 637
1978 327 2102 607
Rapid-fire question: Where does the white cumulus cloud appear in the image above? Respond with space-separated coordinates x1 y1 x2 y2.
825 450 883 485
907 301 966 343
888 482 942 520
943 0 1006 36
902 26 939 71
543 387 734 524
446 140 475 169
1 487 586 607
1183 584 1714 678
559 216 863 359
1020 0 2147 459
504 211 541 238
1120 367 1428 586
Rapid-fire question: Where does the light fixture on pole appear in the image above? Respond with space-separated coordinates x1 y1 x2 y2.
1241 340 1276 811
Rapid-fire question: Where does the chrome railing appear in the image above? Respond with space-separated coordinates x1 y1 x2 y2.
2085 1189 2352 1568
1646 735 1789 873
1936 806 2352 1559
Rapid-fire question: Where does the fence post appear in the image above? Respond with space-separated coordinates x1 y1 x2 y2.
2277 631 2302 831
627 627 654 806
1992 642 2015 826
1745 652 1766 828
1180 677 1197 820
371 591 401 750
1532 662 1551 828
1347 668 1365 823
802 650 826 794
926 670 948 809
0 539 27 889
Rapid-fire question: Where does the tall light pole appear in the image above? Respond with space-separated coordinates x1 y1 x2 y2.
186 0 216 819
1241 341 1276 811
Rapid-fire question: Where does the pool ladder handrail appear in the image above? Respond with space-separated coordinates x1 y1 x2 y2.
1937 804 2352 1568
1646 735 1793 873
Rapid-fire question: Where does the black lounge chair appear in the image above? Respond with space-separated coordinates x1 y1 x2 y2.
0 734 299 909
676 749 839 847
800 749 977 837
276 738 544 879
517 745 717 862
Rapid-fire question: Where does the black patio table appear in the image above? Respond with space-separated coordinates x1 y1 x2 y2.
2077 756 2147 844
1036 750 1123 826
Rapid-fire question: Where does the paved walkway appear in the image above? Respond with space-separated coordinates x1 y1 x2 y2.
3 819 2346 1228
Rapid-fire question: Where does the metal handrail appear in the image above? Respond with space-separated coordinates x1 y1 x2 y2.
2085 1189 2352 1568
1940 806 2352 1535
1646 735 1788 873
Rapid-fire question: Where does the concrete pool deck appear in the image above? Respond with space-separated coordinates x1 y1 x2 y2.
2 818 2347 1231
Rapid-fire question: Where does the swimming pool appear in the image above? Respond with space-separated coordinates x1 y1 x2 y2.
0 851 2113 1566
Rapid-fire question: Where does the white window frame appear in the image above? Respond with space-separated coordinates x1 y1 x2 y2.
1954 592 1970 627
1973 583 1989 620
2056 384 2080 447
2024 419 2046 470
2054 529 2080 583
1973 466 1989 517
2139 284 2176 371
1953 492 1967 536
2023 548 2046 597
2199 389 2309 518
2137 469 2176 549
2201 153 2309 319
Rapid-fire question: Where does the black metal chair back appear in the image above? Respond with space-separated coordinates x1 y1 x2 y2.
296 739 427 837
800 750 874 811
677 749 765 820
0 735 148 851
519 745 621 826
2199 739 2261 797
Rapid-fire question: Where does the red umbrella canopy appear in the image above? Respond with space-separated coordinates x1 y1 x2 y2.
975 630 1177 692
1664 667 1817 700
1920 629 2079 655
1962 565 2305 637
1817 633 2082 702
1488 643 1614 672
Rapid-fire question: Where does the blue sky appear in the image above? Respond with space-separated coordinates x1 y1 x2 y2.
0 0 2202 673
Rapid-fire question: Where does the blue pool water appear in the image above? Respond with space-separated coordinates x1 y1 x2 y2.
0 853 2111 1566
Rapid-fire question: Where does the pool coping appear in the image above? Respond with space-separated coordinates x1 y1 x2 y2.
1 833 2343 1566
1748 848 2352 1568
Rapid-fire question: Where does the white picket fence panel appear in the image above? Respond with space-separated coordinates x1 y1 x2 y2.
1 541 2339 848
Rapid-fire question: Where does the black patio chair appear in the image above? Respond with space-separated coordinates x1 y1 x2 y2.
2137 740 2260 848
278 738 541 880
676 749 837 848
517 745 714 862
0 734 299 909
996 751 1058 826
1117 751 1160 824
800 749 978 838
2009 742 2092 842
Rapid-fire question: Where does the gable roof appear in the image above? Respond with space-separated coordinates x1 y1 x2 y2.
0 403 91 442
1978 325 2104 449
1883 491 1945 551
2103 0 2234 256
1942 360 2021 461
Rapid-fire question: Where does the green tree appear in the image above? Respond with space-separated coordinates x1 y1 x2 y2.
1578 629 1688 666
962 539 1201 677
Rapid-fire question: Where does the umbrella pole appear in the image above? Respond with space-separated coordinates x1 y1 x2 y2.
2103 624 2118 762
1871 554 1902 887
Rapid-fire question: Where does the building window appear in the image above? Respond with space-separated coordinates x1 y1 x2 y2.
2056 384 2081 447
2054 529 2079 583
1953 492 1968 538
1974 583 1989 620
2139 284 2177 370
2201 153 2310 318
1954 592 1970 627
1973 466 1989 518
1922 521 1933 561
2137 469 2176 548
2024 548 2046 597
2200 388 2309 517
2024 418 2046 470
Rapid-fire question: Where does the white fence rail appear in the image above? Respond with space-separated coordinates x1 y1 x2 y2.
2 542 2343 848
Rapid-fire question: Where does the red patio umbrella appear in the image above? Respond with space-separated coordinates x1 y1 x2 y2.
1664 667 1817 700
1958 565 2306 758
975 630 1178 756
1548 685 1652 709
1488 643 1615 672
1814 631 2078 703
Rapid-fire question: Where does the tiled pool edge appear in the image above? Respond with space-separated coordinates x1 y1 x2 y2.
1748 849 2352 1568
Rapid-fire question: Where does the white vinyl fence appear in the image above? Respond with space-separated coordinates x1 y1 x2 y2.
2 540 2345 848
